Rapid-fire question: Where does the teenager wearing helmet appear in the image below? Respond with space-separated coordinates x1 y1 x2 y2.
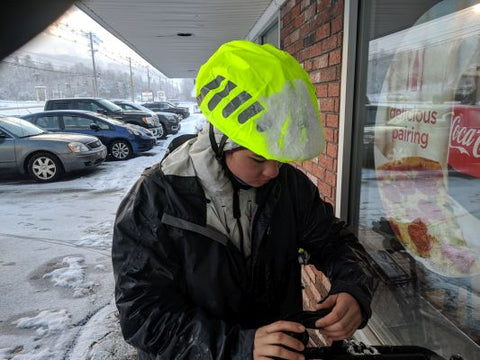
113 40 374 359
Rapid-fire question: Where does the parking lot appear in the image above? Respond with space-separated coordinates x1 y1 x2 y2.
0 114 204 359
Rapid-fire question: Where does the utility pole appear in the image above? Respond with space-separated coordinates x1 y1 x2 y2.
147 66 151 91
129 57 135 101
89 32 99 97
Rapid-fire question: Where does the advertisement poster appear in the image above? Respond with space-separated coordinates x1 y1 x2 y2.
372 6 480 277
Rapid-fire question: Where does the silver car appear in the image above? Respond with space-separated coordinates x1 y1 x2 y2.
0 116 107 182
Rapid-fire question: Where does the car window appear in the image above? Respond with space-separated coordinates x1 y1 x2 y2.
77 101 94 111
0 129 12 138
93 118 110 130
103 117 125 126
48 101 70 110
0 118 45 137
137 105 152 113
77 101 110 113
97 99 123 112
35 115 60 130
64 115 94 129
122 104 136 110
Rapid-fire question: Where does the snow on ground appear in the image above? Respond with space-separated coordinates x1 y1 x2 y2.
0 100 45 117
0 114 205 360
13 309 71 338
43 256 97 298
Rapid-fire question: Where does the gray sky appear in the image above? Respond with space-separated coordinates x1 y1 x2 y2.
17 5 158 73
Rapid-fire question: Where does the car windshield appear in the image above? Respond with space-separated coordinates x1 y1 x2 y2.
97 99 123 113
0 117 46 137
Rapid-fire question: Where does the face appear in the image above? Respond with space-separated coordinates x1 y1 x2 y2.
224 149 282 187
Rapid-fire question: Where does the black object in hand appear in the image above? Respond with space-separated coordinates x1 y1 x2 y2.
283 309 331 329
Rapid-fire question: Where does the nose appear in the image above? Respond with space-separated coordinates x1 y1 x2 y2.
262 161 280 179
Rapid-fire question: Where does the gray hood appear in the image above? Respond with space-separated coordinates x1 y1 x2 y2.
161 125 256 257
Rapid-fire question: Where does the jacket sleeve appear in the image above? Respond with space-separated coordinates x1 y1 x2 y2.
112 174 255 359
299 184 375 328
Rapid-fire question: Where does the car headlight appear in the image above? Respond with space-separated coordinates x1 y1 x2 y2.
142 117 154 126
127 128 142 136
68 142 89 153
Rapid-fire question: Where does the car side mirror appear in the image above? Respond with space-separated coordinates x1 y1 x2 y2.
90 123 100 131
96 109 107 115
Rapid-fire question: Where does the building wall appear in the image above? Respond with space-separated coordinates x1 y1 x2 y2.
280 0 345 207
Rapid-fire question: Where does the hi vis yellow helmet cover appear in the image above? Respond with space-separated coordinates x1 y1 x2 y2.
196 40 325 162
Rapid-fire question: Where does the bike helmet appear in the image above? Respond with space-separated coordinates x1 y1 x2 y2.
196 40 325 162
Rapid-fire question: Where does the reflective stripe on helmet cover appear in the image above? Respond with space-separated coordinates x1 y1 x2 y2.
222 91 252 118
208 81 237 111
197 75 225 105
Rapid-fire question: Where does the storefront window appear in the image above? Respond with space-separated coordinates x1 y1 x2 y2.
356 1 480 358
257 20 279 48
260 20 279 47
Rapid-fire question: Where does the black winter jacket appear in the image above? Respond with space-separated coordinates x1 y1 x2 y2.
112 162 373 359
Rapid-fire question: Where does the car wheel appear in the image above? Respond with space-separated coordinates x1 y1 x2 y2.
158 124 167 139
27 152 63 182
109 140 132 160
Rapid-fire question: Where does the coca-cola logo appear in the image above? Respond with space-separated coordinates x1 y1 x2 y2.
448 107 480 178
450 113 480 158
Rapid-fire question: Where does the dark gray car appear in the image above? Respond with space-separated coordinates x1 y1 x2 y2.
112 100 181 139
44 97 164 139
0 116 107 182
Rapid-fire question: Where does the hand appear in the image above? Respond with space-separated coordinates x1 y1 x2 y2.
313 292 362 343
253 321 306 360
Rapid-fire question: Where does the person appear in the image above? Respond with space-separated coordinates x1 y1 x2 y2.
112 40 374 360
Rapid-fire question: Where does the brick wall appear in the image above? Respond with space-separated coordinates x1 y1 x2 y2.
301 264 331 346
281 0 344 207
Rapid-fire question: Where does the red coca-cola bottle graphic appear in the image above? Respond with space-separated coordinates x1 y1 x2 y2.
449 105 480 178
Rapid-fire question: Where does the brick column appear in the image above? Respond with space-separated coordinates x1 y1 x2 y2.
281 0 344 207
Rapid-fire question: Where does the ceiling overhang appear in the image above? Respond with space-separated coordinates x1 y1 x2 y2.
76 0 280 79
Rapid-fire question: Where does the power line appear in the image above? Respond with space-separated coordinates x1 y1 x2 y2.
0 60 91 77
12 50 83 67
3 55 81 70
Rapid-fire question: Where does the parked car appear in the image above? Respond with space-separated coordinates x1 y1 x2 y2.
0 116 107 182
142 101 190 119
44 97 164 139
22 110 156 161
112 100 181 139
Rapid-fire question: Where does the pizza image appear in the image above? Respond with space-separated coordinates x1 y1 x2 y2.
376 156 480 276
